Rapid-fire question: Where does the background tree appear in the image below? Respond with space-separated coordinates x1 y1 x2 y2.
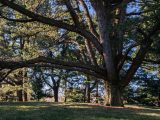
31 67 45 101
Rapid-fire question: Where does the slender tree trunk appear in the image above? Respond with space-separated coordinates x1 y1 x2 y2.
64 79 67 102
86 85 91 103
54 87 59 102
84 89 86 103
64 97 67 102
95 82 98 103
24 91 28 101
85 76 91 103
104 81 123 106
17 90 23 101
87 90 91 103
17 71 24 102
64 89 67 102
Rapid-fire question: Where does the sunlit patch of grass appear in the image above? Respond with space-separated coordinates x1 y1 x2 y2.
0 102 160 120
126 104 160 110
16 105 48 111
138 112 160 117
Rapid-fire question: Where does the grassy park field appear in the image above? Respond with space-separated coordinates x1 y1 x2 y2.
0 102 160 120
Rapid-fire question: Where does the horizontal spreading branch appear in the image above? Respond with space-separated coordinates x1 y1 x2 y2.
0 56 106 79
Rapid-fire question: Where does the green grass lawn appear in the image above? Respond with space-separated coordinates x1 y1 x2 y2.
0 102 160 120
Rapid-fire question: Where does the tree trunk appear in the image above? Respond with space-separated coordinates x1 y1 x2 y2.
87 89 91 103
24 91 28 101
83 88 86 103
86 83 91 103
104 81 123 106
17 90 23 101
87 90 91 103
64 80 67 102
54 87 58 102
93 2 123 106
95 82 98 103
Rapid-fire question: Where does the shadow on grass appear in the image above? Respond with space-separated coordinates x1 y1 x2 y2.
0 102 160 120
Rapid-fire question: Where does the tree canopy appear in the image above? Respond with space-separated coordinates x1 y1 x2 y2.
0 0 159 106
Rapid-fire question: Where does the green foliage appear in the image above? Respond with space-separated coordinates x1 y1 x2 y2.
124 79 160 106
30 68 45 101
65 88 84 102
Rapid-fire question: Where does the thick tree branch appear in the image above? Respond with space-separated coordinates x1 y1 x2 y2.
85 39 98 66
0 0 102 54
121 23 160 87
117 43 139 71
0 56 106 79
80 0 99 39
64 0 79 25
